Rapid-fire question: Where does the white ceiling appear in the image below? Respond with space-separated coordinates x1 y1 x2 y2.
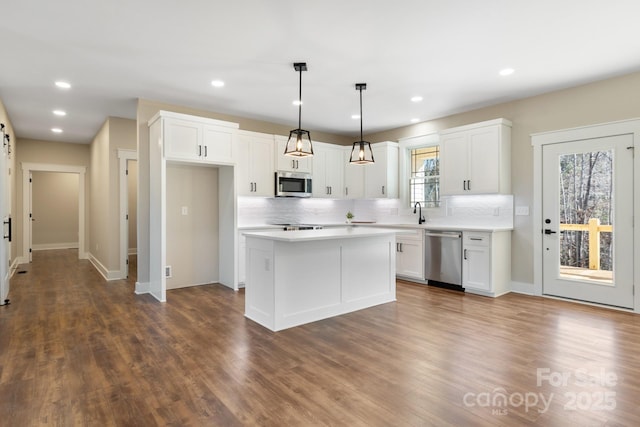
2 0 640 144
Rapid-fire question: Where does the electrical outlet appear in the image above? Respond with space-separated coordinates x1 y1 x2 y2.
515 206 530 216
165 266 172 277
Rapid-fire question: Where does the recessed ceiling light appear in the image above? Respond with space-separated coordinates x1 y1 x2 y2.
55 81 71 89
53 110 67 116
211 79 225 88
499 68 515 76
351 114 361 120
292 100 303 106
411 96 423 103
51 128 63 133
410 118 420 123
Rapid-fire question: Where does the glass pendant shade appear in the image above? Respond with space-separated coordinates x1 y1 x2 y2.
349 83 375 164
284 62 314 157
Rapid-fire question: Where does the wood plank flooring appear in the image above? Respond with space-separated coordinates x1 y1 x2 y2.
1 249 639 426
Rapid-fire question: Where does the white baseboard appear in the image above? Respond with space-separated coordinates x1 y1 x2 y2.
88 253 124 281
135 281 150 294
32 242 79 251
9 258 21 277
511 280 535 295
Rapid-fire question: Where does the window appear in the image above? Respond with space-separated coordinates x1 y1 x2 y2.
410 145 440 207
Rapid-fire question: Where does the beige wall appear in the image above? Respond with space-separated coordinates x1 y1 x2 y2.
166 163 218 289
136 98 350 285
367 71 640 286
31 172 79 248
15 139 90 260
89 117 137 273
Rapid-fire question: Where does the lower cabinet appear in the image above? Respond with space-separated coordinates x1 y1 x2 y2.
462 231 511 297
396 229 424 280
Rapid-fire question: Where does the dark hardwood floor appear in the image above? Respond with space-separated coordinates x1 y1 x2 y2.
1 250 639 426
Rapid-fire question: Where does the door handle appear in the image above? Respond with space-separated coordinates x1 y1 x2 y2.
544 229 557 235
3 217 11 242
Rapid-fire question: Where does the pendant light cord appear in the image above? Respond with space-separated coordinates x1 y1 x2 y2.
359 87 363 142
298 67 303 129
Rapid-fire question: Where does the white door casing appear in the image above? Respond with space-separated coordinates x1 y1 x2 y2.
21 163 87 262
118 149 137 280
542 135 633 308
532 119 640 312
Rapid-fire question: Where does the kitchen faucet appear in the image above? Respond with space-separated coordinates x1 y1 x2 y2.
413 202 425 224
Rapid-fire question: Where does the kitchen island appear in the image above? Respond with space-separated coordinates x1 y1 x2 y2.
243 227 401 331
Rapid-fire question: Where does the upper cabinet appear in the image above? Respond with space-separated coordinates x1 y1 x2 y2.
159 111 238 164
364 142 399 199
275 136 312 173
343 147 365 199
440 118 511 195
236 131 275 197
312 142 344 198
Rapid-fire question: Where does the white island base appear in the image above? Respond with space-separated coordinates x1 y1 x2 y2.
244 228 398 332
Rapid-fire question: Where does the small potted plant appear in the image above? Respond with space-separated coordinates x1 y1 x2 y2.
346 211 354 224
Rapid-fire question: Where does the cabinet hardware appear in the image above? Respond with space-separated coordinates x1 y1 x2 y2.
382 185 385 195
463 249 467 260
470 237 482 241
292 159 295 169
296 160 299 169
198 145 202 156
399 243 403 252
345 187 348 196
204 145 208 157
467 180 471 191
463 180 467 191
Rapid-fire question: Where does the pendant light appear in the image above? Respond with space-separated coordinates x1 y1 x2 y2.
349 83 375 164
284 62 314 157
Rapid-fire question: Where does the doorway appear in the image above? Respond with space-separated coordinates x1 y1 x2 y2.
532 120 639 311
542 135 634 308
30 172 79 253
118 149 137 280
21 163 86 263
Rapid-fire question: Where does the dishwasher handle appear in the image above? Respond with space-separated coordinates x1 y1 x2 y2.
424 231 461 238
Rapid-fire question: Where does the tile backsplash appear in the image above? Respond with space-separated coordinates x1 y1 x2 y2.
238 194 513 228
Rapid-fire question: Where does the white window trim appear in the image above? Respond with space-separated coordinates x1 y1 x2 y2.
398 133 440 206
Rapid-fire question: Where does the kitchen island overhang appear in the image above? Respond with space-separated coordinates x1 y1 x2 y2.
243 227 404 331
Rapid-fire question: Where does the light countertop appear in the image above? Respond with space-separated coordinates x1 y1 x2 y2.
243 226 414 242
239 223 513 232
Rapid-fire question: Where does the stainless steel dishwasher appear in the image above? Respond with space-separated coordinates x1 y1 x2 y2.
424 230 463 287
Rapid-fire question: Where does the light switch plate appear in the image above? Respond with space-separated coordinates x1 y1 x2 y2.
181 206 188 215
515 206 530 216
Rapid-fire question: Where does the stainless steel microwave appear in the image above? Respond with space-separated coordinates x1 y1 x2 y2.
275 171 312 197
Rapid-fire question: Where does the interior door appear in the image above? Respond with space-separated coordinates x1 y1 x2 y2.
542 135 634 308
0 130 9 304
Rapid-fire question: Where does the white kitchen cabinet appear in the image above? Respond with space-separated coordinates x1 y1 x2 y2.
162 112 237 164
364 142 399 198
312 142 344 198
343 147 365 199
275 136 312 173
440 118 511 195
396 228 424 280
237 131 275 197
462 231 511 297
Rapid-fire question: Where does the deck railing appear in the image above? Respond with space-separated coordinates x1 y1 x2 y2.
559 218 612 270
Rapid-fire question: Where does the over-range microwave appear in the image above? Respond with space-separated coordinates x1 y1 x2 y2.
275 171 312 197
